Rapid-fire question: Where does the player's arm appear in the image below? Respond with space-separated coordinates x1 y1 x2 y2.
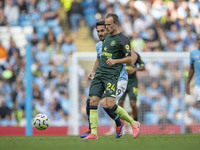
186 52 195 95
106 35 132 66
130 50 138 66
106 55 132 66
127 64 145 75
88 42 101 80
137 62 145 71
127 52 145 74
92 58 100 73
186 64 195 94
136 53 145 71
88 58 100 80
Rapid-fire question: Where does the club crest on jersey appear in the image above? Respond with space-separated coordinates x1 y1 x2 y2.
104 46 107 51
111 41 116 46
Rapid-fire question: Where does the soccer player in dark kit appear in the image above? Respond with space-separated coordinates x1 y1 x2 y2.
83 13 140 139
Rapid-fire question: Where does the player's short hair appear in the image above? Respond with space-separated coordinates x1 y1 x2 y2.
106 13 119 24
96 20 105 28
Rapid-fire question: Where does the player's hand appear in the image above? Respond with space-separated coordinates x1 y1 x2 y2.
127 66 137 75
131 63 136 67
106 59 116 66
88 72 95 80
186 84 191 95
131 67 137 73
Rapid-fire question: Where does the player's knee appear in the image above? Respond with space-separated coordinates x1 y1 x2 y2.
90 99 95 105
107 103 115 109
105 97 115 109
103 102 107 108
90 97 99 106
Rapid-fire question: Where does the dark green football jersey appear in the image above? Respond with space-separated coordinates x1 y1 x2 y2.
96 32 131 77
128 52 145 80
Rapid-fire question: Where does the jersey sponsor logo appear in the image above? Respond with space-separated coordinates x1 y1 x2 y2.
111 41 116 46
102 52 112 58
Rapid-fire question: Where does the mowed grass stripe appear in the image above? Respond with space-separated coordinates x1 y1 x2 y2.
0 134 200 150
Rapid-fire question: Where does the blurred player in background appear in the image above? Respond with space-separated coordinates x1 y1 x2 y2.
119 52 145 122
186 36 200 102
80 20 135 139
83 13 140 139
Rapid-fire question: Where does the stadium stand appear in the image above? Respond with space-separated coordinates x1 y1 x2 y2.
0 0 200 135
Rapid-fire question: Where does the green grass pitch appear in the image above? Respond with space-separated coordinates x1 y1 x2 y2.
0 134 200 150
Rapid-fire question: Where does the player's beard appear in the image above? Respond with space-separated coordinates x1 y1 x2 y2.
99 36 103 41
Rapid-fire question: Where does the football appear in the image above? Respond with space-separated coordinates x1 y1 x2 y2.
33 113 50 130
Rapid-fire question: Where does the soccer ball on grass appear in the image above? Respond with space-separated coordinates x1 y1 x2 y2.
33 113 50 130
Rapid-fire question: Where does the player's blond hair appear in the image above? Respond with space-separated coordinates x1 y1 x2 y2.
106 13 119 24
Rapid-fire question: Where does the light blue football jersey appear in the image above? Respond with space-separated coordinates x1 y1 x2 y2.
190 48 200 86
96 41 102 58
96 41 128 81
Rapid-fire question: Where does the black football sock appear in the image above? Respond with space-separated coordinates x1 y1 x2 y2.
86 98 91 129
103 107 121 127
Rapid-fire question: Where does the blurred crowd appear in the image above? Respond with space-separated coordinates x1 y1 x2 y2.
0 0 200 129
0 0 76 126
88 0 200 52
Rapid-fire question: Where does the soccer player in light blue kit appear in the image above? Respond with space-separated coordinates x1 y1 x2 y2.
186 36 200 102
80 20 134 139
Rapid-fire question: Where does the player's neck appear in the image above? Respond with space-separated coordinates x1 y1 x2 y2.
110 29 120 36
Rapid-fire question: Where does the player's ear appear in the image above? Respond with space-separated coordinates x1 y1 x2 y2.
115 21 118 26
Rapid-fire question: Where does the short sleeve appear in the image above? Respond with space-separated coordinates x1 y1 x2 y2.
96 42 102 58
119 34 131 56
136 53 145 66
